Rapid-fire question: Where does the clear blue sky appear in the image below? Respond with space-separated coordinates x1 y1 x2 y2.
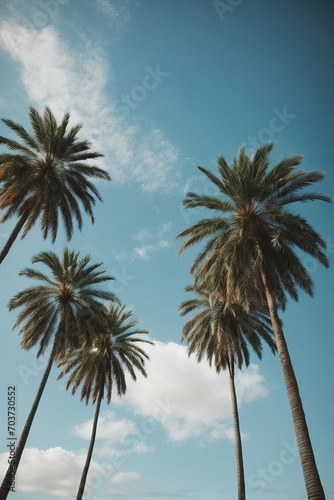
0 1 333 499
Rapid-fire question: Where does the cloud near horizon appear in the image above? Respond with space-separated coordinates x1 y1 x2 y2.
0 341 270 497
0 446 108 498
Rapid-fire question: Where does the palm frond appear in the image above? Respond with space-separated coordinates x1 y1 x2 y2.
8 248 119 357
177 143 330 311
0 106 111 250
57 304 152 406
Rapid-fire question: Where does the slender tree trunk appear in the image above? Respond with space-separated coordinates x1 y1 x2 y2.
260 269 325 500
228 357 246 500
0 215 28 265
0 347 55 499
77 392 103 500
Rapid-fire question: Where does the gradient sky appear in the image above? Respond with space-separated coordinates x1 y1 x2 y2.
0 1 333 499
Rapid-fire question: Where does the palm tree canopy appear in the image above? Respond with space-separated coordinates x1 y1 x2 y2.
179 284 276 374
177 144 331 311
8 248 118 357
0 106 111 241
57 304 153 405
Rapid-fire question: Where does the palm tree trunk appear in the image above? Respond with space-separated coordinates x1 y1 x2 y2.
0 347 55 499
77 391 103 500
0 215 28 265
260 268 325 500
228 357 246 500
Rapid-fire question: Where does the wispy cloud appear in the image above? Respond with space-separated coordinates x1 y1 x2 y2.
95 0 131 37
0 18 181 192
133 222 173 241
116 222 174 262
182 174 203 196
110 471 141 484
116 240 171 263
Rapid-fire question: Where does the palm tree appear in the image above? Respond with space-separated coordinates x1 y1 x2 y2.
57 304 153 500
0 248 117 499
0 106 111 264
177 143 331 500
179 283 276 500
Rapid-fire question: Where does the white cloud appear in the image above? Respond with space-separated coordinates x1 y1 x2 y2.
133 441 153 454
96 0 118 18
72 410 153 460
114 341 270 442
134 228 151 241
182 174 203 196
134 222 173 241
235 365 270 403
0 446 108 497
132 240 170 260
116 240 171 262
0 21 107 120
0 445 154 498
110 471 141 484
0 341 269 496
94 439 153 460
157 240 170 248
134 244 156 260
0 20 181 192
72 411 135 442
70 341 269 447
116 222 174 262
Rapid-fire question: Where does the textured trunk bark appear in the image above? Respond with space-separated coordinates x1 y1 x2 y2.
76 392 103 500
228 357 246 500
0 215 28 265
0 347 55 499
260 268 325 500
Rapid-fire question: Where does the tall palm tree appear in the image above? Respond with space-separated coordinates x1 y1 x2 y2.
179 283 276 500
0 106 111 264
57 304 153 500
0 248 117 499
177 143 331 500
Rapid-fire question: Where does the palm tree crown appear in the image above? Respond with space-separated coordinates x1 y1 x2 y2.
9 247 118 357
179 283 276 500
57 304 152 500
0 107 111 263
177 143 331 311
0 248 117 499
177 143 330 499
179 284 276 373
58 304 152 404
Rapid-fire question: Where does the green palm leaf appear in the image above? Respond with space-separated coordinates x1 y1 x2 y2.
0 248 118 499
57 304 152 500
176 143 330 498
0 107 111 264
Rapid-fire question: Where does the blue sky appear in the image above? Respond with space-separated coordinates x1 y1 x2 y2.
0 1 333 499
